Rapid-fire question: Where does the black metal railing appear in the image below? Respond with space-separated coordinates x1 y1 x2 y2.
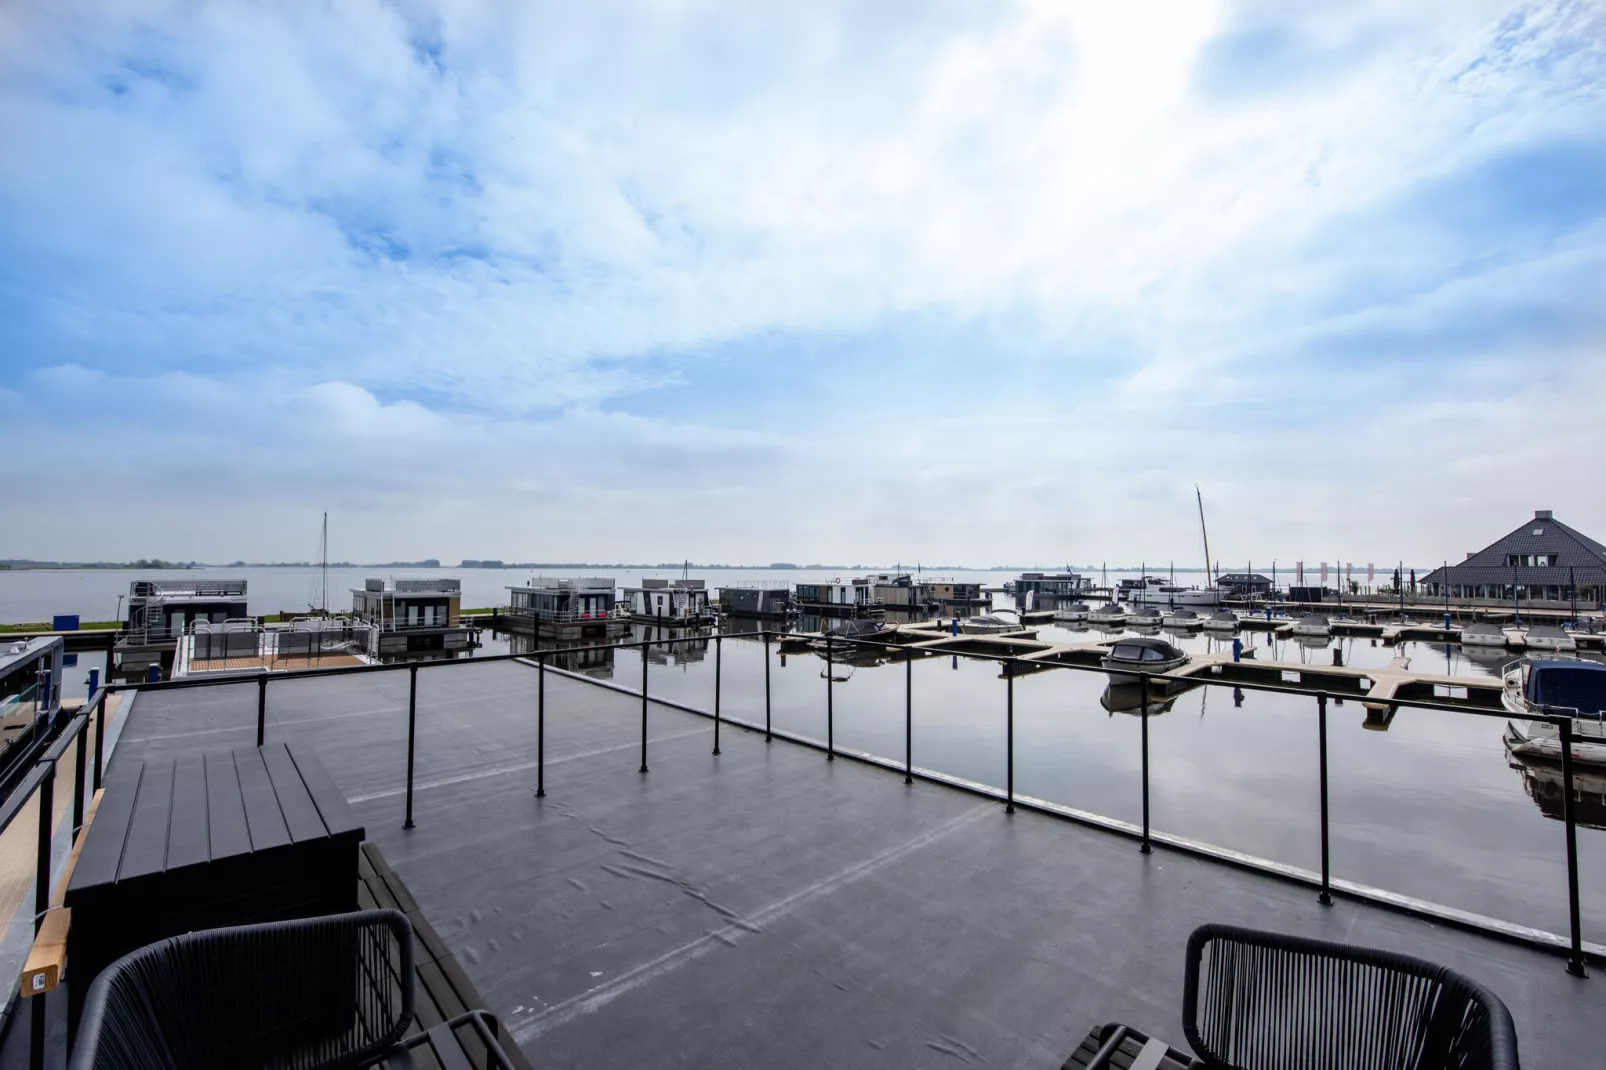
56 630 1598 984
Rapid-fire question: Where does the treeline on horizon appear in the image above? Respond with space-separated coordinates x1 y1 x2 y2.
2 558 1224 572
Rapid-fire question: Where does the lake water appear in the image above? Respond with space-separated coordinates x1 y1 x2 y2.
5 566 1600 948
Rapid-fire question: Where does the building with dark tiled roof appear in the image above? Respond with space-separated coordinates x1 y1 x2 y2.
1420 510 1606 602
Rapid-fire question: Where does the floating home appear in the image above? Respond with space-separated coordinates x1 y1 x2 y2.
117 578 249 673
1217 573 1274 598
0 635 65 778
623 578 715 625
1014 572 1091 598
718 584 792 618
174 618 375 677
792 578 883 619
923 580 990 616
504 577 629 639
352 578 475 656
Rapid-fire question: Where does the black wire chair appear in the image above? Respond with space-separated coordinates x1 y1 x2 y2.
1181 924 1520 1070
71 910 415 1070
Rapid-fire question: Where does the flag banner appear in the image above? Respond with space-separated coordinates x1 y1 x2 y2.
1367 562 1375 583
1320 562 1328 582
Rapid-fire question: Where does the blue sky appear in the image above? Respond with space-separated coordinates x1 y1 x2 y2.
2 0 1604 566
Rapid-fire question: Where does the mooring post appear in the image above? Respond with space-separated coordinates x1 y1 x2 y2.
535 653 546 798
763 632 772 743
1559 717 1588 976
713 633 722 756
1140 680 1152 854
1317 693 1332 905
402 664 418 829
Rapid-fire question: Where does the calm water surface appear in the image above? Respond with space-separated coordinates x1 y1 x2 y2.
8 568 1599 944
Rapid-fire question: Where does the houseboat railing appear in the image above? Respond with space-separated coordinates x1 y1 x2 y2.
49 633 1594 996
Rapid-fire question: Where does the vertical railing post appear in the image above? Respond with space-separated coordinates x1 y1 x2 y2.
1317 693 1332 906
904 654 913 785
256 673 267 747
1140 679 1151 854
93 692 106 792
535 654 546 799
826 635 835 760
1559 717 1588 976
35 763 53 935
1005 668 1015 814
712 634 722 756
763 633 772 743
72 712 87 834
639 641 649 773
403 664 418 830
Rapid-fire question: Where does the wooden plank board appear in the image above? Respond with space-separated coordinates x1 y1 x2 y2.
69 765 141 892
232 746 290 851
165 754 211 870
118 759 175 880
21 790 104 995
288 741 365 838
204 749 251 857
261 743 328 841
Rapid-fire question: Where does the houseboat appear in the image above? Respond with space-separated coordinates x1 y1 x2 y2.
353 578 476 657
0 636 65 787
504 577 629 639
924 580 990 616
719 584 793 619
792 579 883 619
624 578 716 626
116 578 250 675
1015 572 1091 598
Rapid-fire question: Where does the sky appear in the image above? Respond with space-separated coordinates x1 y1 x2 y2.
2 1 1604 568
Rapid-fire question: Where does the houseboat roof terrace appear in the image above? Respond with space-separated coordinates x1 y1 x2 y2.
26 641 1599 1069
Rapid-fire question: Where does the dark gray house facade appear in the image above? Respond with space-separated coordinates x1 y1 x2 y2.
1420 510 1606 602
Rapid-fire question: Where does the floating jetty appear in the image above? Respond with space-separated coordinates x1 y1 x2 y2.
788 618 1530 718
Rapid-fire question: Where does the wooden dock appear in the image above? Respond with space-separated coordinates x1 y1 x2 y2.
790 620 1507 719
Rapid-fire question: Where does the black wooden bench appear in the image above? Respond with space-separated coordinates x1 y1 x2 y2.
357 843 535 1070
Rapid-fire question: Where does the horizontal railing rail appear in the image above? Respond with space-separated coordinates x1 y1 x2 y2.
85 628 1595 983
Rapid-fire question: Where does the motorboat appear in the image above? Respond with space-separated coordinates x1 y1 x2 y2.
808 619 886 652
1100 637 1189 685
1501 657 1606 767
1290 614 1332 637
1129 607 1164 629
1117 576 1220 607
1054 602 1091 623
1523 624 1577 652
1460 621 1508 648
1201 610 1238 632
960 612 1021 635
1089 603 1128 626
1161 607 1201 629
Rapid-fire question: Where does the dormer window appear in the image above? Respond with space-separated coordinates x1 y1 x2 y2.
1506 553 1556 567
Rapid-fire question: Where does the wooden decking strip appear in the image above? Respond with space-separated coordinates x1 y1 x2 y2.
1061 1025 1196 1070
357 843 534 1070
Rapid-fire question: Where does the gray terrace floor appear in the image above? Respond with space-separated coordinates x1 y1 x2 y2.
109 660 1599 1068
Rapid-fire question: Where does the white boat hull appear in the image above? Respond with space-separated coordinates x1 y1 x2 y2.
1162 615 1201 629
1126 588 1220 607
1290 625 1331 637
1201 619 1237 632
1460 631 1508 647
1523 634 1577 652
1054 611 1089 623
1101 656 1189 686
1505 721 1606 768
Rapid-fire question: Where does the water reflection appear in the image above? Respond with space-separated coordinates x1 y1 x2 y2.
503 630 618 679
1509 755 1606 830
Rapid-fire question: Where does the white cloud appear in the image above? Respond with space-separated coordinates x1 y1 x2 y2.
0 1 1603 563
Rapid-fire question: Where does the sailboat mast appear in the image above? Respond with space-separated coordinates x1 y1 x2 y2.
1195 485 1214 589
321 512 328 614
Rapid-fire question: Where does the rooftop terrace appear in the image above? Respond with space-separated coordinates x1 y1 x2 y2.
83 656 1600 1067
